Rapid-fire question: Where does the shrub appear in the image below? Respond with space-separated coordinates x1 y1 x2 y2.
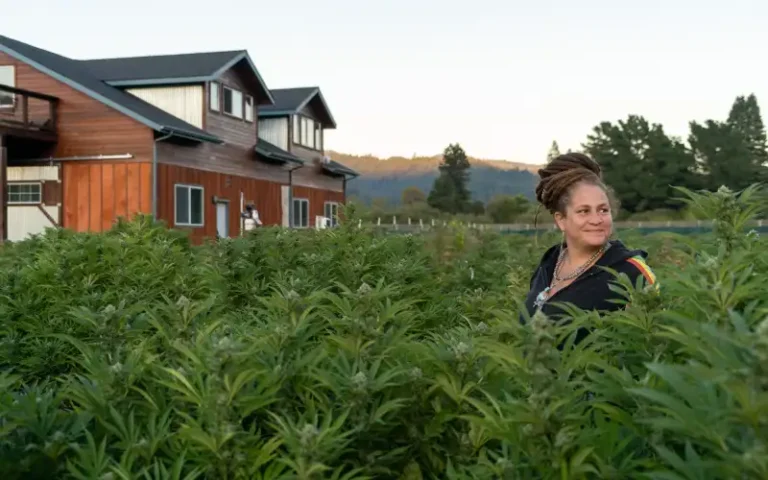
0 187 766 479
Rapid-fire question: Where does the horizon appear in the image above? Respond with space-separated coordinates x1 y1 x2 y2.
4 0 767 165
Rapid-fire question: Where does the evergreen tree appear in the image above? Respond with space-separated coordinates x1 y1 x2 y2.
427 143 472 213
546 140 561 163
689 119 755 191
583 115 697 213
727 93 768 169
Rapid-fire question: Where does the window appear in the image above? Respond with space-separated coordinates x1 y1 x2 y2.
223 86 243 118
8 183 41 204
324 202 339 226
293 115 320 150
292 198 309 228
209 82 220 111
0 66 14 108
315 124 322 151
245 95 254 122
175 184 204 226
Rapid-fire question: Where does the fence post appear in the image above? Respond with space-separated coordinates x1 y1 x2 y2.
377 217 381 226
419 218 424 229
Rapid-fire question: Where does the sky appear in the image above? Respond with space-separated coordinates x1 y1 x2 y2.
2 0 767 165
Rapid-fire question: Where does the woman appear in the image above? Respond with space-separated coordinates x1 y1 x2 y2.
522 153 657 332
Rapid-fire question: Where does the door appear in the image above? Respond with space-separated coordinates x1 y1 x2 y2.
216 202 229 238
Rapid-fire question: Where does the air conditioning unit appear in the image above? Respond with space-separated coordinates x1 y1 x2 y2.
315 215 331 229
322 155 331 164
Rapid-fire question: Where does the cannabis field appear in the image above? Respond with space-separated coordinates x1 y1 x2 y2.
1 186 767 480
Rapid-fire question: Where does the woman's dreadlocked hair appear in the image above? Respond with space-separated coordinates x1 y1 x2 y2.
535 152 606 214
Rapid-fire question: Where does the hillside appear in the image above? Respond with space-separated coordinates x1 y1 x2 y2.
328 151 542 205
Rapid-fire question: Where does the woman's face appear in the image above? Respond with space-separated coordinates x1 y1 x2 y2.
554 182 613 249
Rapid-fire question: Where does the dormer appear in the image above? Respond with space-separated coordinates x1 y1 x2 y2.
257 87 336 161
80 50 274 137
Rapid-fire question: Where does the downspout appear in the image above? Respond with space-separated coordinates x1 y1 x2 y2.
287 162 302 228
152 132 174 220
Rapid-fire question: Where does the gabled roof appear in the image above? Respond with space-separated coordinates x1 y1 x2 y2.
80 50 275 105
81 51 244 83
0 35 222 143
259 87 337 129
254 139 304 165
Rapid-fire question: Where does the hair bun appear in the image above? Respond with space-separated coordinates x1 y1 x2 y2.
535 152 604 213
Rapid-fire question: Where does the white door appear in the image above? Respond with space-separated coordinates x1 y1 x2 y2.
216 202 229 238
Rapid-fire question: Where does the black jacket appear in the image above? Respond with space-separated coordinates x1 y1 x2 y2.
522 240 655 328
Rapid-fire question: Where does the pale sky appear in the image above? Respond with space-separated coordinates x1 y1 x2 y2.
2 0 766 164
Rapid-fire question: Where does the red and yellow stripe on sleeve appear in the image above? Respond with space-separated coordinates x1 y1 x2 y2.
627 255 656 285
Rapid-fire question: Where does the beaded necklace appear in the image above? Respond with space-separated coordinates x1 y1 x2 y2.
533 244 606 309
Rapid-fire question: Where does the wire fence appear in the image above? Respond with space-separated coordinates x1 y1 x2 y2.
350 218 768 235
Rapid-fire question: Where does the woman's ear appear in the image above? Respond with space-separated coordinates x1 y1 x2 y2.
553 211 566 232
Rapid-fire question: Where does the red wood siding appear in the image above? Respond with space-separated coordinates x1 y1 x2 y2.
62 161 152 232
157 163 285 244
292 185 345 224
0 52 154 160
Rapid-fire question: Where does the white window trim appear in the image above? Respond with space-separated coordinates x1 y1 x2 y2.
0 65 16 110
7 182 42 204
174 184 205 227
244 95 254 122
209 81 220 112
292 198 309 228
222 85 243 119
324 201 339 226
292 115 300 144
293 114 322 150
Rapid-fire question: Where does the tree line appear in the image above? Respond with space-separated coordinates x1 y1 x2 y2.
351 93 768 224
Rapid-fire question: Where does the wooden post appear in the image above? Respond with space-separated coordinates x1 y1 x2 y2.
0 135 6 243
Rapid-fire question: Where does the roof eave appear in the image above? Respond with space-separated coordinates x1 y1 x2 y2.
254 147 304 166
0 42 221 144
0 42 170 134
211 52 275 105
162 127 223 144
106 76 212 87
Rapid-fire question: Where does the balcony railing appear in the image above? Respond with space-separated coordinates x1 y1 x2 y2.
0 84 58 138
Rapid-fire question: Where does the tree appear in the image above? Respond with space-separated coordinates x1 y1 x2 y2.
546 140 561 163
583 115 697 213
427 143 472 214
688 119 756 191
727 94 768 168
486 194 530 223
401 186 426 205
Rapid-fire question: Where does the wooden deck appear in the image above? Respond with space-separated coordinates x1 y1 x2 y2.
0 84 58 142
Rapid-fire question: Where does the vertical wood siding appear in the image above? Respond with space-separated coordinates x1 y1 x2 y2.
126 86 204 129
61 161 152 232
157 163 285 244
291 185 345 226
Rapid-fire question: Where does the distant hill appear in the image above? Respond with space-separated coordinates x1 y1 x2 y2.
328 151 542 205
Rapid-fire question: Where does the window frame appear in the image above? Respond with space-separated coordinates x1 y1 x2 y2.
292 198 309 228
293 114 322 151
7 182 42 204
324 201 339 227
209 81 220 112
174 183 205 227
0 65 16 110
222 85 243 119
244 95 254 122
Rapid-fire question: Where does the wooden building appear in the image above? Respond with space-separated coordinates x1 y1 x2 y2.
0 35 357 244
